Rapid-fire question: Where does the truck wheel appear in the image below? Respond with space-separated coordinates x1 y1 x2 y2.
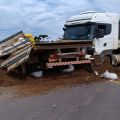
94 56 112 74
102 56 111 66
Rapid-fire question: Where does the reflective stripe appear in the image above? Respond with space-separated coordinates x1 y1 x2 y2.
46 60 91 67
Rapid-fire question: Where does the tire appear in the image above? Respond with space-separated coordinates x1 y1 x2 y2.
94 56 112 74
102 56 111 65
102 56 112 70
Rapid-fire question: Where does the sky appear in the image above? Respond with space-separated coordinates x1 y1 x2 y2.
0 0 119 40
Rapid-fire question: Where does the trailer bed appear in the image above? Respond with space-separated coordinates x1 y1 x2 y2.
36 40 92 50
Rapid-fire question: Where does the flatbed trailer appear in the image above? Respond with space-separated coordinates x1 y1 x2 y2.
29 40 94 69
0 31 94 75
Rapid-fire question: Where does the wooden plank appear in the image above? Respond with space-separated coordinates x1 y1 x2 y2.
0 31 24 51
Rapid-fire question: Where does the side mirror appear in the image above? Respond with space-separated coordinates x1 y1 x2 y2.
98 29 105 38
63 27 66 31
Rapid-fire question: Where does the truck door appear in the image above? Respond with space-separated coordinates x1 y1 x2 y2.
94 23 113 54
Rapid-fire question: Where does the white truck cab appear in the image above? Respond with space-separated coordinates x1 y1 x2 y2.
63 11 120 64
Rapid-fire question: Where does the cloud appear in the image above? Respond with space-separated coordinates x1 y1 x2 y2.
92 0 120 13
0 0 119 40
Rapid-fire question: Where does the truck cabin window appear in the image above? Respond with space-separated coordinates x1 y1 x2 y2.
64 24 94 40
95 24 112 38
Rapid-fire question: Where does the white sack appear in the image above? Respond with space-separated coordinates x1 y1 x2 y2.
63 64 74 73
30 71 43 78
85 55 91 59
100 70 117 80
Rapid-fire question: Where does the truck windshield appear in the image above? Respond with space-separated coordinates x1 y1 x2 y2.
64 24 94 40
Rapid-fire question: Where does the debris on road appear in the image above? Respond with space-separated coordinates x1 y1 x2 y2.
63 64 75 73
30 71 43 78
100 70 118 80
94 71 99 76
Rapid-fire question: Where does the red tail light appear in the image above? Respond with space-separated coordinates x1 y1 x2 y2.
48 53 58 62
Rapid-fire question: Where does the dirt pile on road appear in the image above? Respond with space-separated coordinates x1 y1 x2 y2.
0 65 101 99
0 64 119 99
0 64 119 88
0 64 101 87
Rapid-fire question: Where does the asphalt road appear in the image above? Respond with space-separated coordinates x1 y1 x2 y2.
0 81 120 120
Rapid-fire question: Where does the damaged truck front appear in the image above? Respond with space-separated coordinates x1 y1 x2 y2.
64 11 120 66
